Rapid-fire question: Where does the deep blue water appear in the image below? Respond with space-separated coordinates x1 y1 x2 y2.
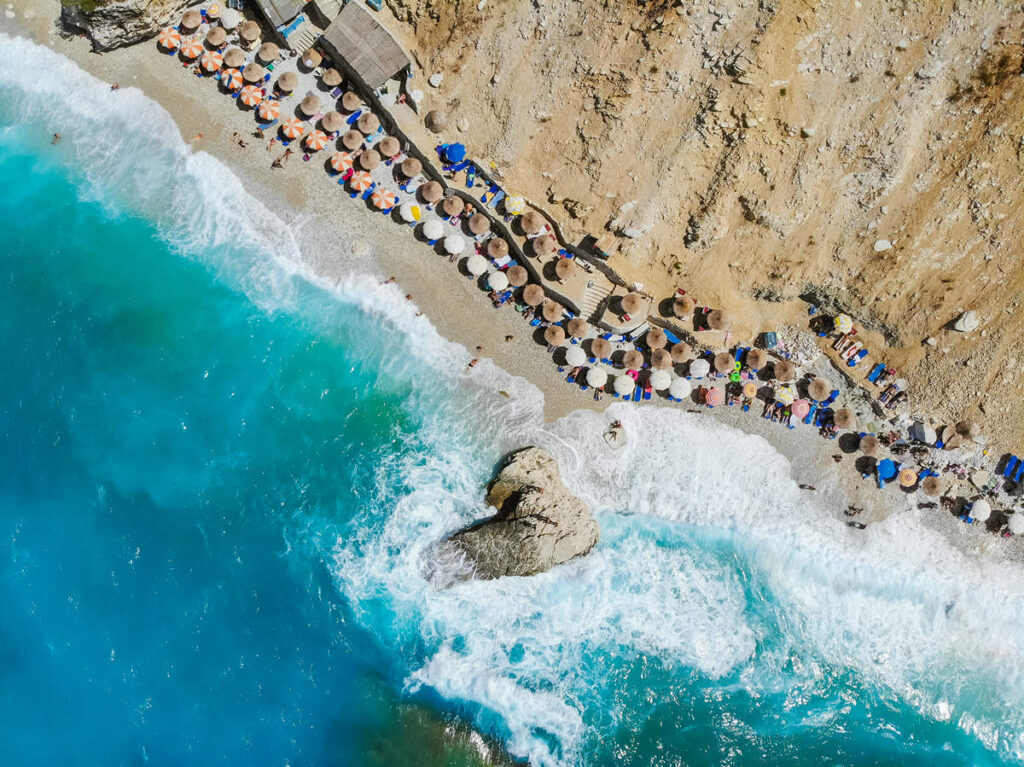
2 34 1024 767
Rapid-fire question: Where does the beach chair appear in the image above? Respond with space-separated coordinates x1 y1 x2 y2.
481 183 499 204
487 189 506 210
867 363 886 383
347 109 362 125
643 387 652 401
632 386 642 402
848 349 869 367
663 329 681 345
1016 461 1024 483
361 182 376 200
1001 456 1019 478
802 402 818 425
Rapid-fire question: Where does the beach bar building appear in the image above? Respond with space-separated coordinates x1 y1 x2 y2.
319 0 412 90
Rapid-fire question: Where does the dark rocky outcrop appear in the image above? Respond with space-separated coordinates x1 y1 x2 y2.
61 0 191 51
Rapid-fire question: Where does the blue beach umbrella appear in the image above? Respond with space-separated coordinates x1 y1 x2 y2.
445 143 467 162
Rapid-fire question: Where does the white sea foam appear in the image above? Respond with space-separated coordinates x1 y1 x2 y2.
5 34 1024 766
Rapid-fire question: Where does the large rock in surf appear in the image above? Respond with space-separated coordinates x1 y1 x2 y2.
61 0 191 52
437 447 599 582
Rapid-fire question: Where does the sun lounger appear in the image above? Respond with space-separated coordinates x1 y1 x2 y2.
1016 461 1024 483
481 183 499 204
632 386 642 402
802 402 818 425
867 363 886 383
643 387 652 400
663 329 681 345
1002 456 1019 478
361 182 376 200
487 189 505 210
848 349 869 367
347 109 362 125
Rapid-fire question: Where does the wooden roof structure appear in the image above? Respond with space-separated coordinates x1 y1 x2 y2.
321 1 412 90
253 0 305 28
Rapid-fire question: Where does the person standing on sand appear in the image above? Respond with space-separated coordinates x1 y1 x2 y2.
267 137 277 152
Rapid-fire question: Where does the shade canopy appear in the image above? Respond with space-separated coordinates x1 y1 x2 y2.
544 326 566 347
157 27 181 50
398 200 419 222
276 71 297 92
341 91 362 112
590 338 612 360
670 342 692 364
650 349 672 369
487 238 508 259
420 181 443 203
303 129 329 151
834 313 854 333
567 318 589 339
359 149 381 170
179 37 203 59
646 327 667 349
239 84 263 107
443 234 466 255
745 348 767 370
301 48 322 68
921 476 945 498
555 259 578 280
299 94 321 116
742 381 758 398
486 270 508 291
506 265 528 287
329 152 352 174
1007 513 1024 535
565 346 587 367
181 9 202 28
704 386 724 407
522 284 545 307
239 20 261 42
201 50 223 72
808 379 830 401
421 219 445 240
220 68 243 91
614 375 636 396
773 360 797 382
623 350 644 371
689 358 710 378
223 47 245 68
521 210 544 234
859 434 880 456
833 408 856 429
775 386 795 405
257 42 279 62
400 157 422 178
322 67 343 87
469 214 491 236
378 136 400 157
442 196 463 217
673 296 696 318
650 369 672 390
504 195 525 215
356 113 380 134
466 254 488 276
790 399 810 419
706 309 729 330
714 352 735 375
586 367 608 388
620 293 643 315
348 170 373 191
206 26 227 48
370 188 396 210
669 377 692 399
425 110 448 133
341 130 363 150
534 234 557 255
242 63 264 83
321 110 345 133
541 300 563 323
257 98 282 122
898 468 918 488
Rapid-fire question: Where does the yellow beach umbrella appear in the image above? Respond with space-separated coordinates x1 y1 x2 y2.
329 151 353 173
200 50 223 73
743 381 758 398
349 170 374 192
220 68 243 91
158 27 181 50
775 386 795 406
898 469 918 488
304 129 329 152
280 117 305 140
371 188 397 210
504 195 525 215
256 98 280 122
834 313 854 334
238 85 263 107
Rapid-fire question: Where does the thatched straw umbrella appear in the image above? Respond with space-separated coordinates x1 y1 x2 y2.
544 326 566 347
276 71 297 93
299 94 321 117
322 68 343 88
651 348 672 369
425 110 448 133
591 338 612 360
534 234 557 255
321 111 345 134
223 47 245 69
442 196 463 217
673 295 696 318
714 352 735 375
745 348 767 370
773 360 797 382
555 259 578 281
706 309 729 330
341 91 362 112
567 318 589 339
420 181 443 203
359 149 381 170
833 408 856 430
378 136 400 158
646 327 667 349
181 9 202 30
955 420 980 438
623 350 644 371
522 284 545 306
469 214 490 236
356 113 380 135
670 342 693 364
487 238 508 259
541 300 563 323
859 434 879 456
507 265 528 287
400 157 422 178
521 210 544 234
257 42 279 63
621 293 643 315
205 26 227 48
242 63 264 84
341 130 363 150
239 20 261 45
808 378 830 401
301 48 322 69
921 476 945 497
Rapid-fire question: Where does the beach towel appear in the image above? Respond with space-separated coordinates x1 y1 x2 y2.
867 363 886 383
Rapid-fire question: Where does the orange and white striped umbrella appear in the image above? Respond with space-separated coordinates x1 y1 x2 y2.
371 188 397 210
220 68 243 91
329 151 353 173
349 171 373 192
304 129 329 152
280 117 305 140
200 50 223 73
158 27 181 50
179 37 203 59
239 85 263 107
257 99 280 121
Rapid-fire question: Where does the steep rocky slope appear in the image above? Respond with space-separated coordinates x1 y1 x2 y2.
385 0 1024 444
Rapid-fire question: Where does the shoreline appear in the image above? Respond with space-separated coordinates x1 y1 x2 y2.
3 6 1023 567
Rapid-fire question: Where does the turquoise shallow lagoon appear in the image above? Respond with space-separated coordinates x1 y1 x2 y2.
1 35 1023 767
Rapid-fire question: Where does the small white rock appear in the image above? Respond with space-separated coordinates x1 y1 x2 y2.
800 126 816 138
954 310 979 332
873 239 893 252
896 38 910 50
477 0 487 9
925 337 937 346
428 73 444 88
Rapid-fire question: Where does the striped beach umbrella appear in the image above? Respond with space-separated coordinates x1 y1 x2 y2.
329 151 353 173
349 171 373 192
239 85 263 107
280 117 305 140
704 386 724 407
790 399 810 419
256 98 280 122
834 313 854 334
371 188 397 210
220 68 243 91
200 50 223 73
504 195 525 215
304 129 329 152
179 37 203 59
158 27 181 50
775 386 795 406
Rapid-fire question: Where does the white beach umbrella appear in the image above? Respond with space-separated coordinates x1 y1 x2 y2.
1008 513 1024 535
220 8 241 28
669 377 692 399
444 234 467 255
614 375 635 396
586 367 608 388
422 219 444 240
487 271 509 291
399 202 420 223
971 499 992 522
649 369 672 391
466 254 488 276
565 346 587 367
689 358 710 378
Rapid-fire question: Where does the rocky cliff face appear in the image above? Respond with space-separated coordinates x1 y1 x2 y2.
382 0 1024 444
434 447 599 583
61 0 190 51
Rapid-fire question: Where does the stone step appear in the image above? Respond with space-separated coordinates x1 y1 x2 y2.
580 281 612 323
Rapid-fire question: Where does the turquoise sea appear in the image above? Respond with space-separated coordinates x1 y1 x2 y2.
2 35 1024 766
